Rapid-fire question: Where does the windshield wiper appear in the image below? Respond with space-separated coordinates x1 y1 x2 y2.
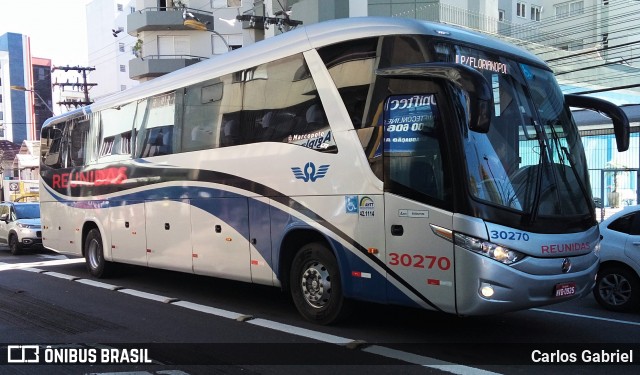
548 124 593 215
524 122 546 225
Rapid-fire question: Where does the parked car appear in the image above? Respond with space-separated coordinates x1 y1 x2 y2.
0 202 42 255
594 205 640 312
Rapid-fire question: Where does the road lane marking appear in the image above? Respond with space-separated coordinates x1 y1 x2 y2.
247 318 352 345
364 345 501 375
42 271 81 281
117 288 177 304
75 279 123 290
37 254 70 260
0 258 84 272
171 300 245 320
7 263 503 373
532 308 640 326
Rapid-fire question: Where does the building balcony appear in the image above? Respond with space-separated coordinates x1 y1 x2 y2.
129 55 207 80
127 7 214 35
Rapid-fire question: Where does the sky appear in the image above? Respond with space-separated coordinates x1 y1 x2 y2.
0 0 91 66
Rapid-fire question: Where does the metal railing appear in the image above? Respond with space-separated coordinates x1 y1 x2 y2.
136 6 213 16
137 54 208 61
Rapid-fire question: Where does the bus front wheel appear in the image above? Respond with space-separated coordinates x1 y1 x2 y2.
85 228 113 278
290 242 351 325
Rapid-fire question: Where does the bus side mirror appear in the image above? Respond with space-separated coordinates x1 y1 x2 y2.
376 62 493 133
565 94 630 152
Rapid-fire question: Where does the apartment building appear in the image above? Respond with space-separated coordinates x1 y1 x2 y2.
86 0 140 99
0 32 52 145
126 0 251 82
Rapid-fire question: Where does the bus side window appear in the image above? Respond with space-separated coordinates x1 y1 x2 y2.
182 80 223 152
42 122 66 169
141 126 173 157
139 92 176 158
317 37 379 129
70 118 90 167
238 53 336 152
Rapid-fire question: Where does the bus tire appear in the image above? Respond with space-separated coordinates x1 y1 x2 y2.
290 242 351 325
9 234 22 255
85 228 114 278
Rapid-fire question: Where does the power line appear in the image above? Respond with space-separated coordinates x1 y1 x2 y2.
52 66 97 107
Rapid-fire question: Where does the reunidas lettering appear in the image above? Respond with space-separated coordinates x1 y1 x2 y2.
541 242 590 254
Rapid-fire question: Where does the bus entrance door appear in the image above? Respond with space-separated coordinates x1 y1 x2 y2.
384 194 455 313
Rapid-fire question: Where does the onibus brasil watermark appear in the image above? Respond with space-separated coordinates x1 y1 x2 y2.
7 345 152 364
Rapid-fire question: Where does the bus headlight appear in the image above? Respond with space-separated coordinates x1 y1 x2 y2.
593 238 601 258
454 233 525 265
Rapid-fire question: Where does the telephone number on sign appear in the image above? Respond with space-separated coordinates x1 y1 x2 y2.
388 253 451 270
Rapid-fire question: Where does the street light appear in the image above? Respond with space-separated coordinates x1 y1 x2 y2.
182 10 233 52
10 85 55 114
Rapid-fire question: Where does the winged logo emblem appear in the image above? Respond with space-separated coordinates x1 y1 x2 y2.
291 162 330 182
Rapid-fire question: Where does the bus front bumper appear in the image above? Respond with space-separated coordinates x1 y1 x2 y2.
454 246 598 316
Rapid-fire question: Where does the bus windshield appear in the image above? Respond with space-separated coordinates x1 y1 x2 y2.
455 46 591 218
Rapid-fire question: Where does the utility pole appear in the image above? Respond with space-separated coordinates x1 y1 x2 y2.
52 66 98 108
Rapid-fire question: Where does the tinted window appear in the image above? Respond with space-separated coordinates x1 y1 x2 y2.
99 102 137 161
318 37 378 129
633 213 640 236
382 91 447 203
69 118 90 167
608 213 634 234
139 92 177 157
41 122 66 169
182 75 241 152
234 53 336 152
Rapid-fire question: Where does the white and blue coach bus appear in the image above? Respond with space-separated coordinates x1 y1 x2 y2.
39 17 629 324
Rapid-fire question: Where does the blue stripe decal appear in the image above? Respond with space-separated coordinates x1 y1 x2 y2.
42 177 440 311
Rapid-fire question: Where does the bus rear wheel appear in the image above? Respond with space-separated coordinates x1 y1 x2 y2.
290 242 351 325
85 228 114 278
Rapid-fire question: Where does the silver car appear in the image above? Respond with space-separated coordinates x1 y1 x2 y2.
0 202 42 255
594 205 640 312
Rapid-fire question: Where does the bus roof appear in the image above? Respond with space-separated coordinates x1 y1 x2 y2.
43 17 546 127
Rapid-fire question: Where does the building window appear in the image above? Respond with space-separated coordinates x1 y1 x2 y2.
531 6 541 21
120 65 126 72
516 2 526 18
117 4 123 11
0 94 2 103
498 9 505 21
568 40 583 51
555 1 584 18
119 43 125 52
158 35 190 56
559 40 583 51
130 7 136 13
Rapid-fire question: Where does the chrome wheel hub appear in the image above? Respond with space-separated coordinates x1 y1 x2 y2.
300 261 331 308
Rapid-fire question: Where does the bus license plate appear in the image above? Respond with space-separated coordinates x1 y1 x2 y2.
554 282 576 297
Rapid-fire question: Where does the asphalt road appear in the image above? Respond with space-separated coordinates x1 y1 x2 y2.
1 246 639 375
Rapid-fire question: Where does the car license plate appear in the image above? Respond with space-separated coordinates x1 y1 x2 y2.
554 282 576 297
